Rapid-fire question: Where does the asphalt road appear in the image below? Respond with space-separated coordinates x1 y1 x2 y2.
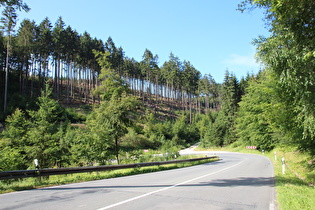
0 152 275 210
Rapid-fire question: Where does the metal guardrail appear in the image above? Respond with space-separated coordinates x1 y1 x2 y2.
0 156 218 180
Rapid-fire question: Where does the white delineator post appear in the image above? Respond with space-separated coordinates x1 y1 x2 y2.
34 159 39 169
282 157 285 174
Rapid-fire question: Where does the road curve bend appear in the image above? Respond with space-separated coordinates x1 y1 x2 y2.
0 152 275 210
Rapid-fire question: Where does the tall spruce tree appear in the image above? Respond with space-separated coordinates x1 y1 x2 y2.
26 85 68 168
87 51 140 164
201 71 241 147
1 5 17 114
0 0 29 11
37 17 52 85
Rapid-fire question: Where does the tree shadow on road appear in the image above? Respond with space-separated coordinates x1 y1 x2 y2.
37 176 275 191
197 177 274 187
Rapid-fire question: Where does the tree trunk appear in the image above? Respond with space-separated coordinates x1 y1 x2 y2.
115 137 120 164
3 39 9 114
66 61 70 104
189 93 192 124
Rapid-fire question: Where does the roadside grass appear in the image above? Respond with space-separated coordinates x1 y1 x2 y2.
0 155 218 194
3 144 314 209
198 143 315 210
266 147 315 209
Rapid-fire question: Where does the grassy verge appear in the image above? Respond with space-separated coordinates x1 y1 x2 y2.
265 147 315 209
198 144 315 209
0 155 218 194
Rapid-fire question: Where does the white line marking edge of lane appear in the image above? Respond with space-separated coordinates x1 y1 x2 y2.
97 160 244 210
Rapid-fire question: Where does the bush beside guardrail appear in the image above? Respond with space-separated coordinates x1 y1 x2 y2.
0 156 218 180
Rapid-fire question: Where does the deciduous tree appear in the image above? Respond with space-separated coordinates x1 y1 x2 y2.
241 0 315 153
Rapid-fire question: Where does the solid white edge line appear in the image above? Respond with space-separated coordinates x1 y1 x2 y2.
97 161 244 210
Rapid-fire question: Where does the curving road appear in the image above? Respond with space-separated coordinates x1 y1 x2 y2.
0 151 275 210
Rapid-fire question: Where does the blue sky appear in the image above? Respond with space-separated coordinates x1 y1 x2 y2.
17 0 269 83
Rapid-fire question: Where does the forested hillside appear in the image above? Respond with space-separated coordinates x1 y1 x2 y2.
1 0 315 172
0 14 225 120
0 0 246 171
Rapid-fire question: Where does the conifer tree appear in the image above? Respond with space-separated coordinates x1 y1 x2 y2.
26 85 68 168
86 51 140 164
1 5 17 114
